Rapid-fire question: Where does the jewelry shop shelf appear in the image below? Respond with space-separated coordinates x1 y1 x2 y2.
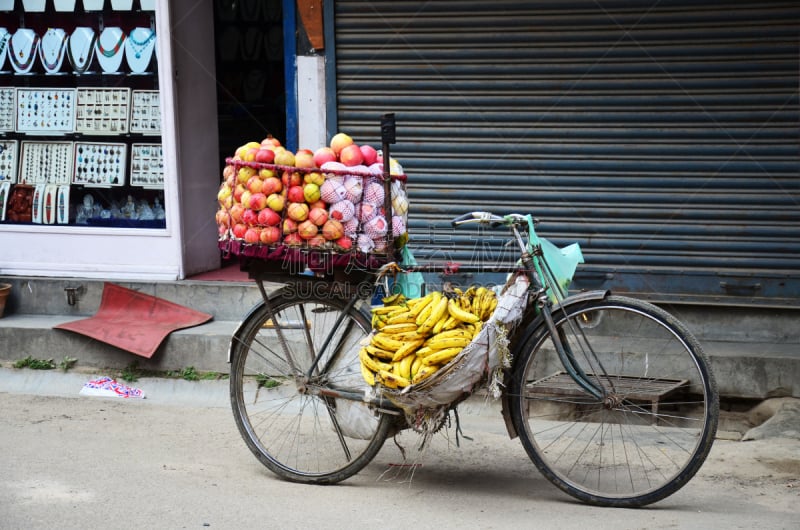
0 139 18 182
72 141 127 187
18 140 73 185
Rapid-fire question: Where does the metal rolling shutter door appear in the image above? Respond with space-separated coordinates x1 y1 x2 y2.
333 0 800 307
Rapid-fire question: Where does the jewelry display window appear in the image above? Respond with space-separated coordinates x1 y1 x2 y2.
15 87 76 134
0 88 14 132
18 140 73 185
0 139 18 182
72 141 127 187
130 143 162 188
75 87 130 135
130 89 160 133
2 3 166 229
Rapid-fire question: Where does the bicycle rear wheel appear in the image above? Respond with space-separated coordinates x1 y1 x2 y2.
229 286 392 484
508 295 718 507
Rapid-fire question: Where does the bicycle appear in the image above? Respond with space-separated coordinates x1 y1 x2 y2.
227 210 719 508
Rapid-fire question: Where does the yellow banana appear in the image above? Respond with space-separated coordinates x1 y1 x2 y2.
365 344 394 360
440 315 459 331
408 293 435 317
397 354 414 380
359 347 391 373
380 293 406 306
432 312 448 335
386 311 415 325
378 369 410 388
419 296 448 334
424 335 472 351
361 363 375 386
371 332 404 352
415 291 440 326
412 365 438 384
447 298 480 323
421 347 462 366
410 356 423 378
428 329 471 340
391 339 424 362
380 322 418 335
371 305 399 315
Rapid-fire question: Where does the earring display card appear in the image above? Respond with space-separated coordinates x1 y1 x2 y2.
76 87 130 135
73 141 127 187
19 141 73 185
130 90 161 134
16 88 76 135
0 88 15 132
0 139 18 182
130 143 163 188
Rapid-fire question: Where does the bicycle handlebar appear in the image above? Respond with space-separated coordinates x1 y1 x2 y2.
451 211 534 228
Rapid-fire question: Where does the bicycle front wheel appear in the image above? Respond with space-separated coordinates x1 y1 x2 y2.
229 286 392 484
508 295 718 507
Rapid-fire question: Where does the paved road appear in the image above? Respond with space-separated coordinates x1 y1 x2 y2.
0 371 798 529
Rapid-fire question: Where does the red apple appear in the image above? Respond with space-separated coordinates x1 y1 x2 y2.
266 193 285 212
248 192 268 211
254 148 275 164
260 136 282 149
303 183 321 203
281 170 302 188
217 183 233 206
308 207 328 226
313 147 337 167
215 208 231 228
261 176 282 195
283 232 303 246
359 144 378 166
246 175 263 194
232 222 248 239
287 202 309 222
229 203 245 223
294 149 315 168
322 219 344 240
260 225 281 244
307 235 327 248
298 220 318 239
334 235 353 251
287 185 306 203
242 208 259 226
283 218 298 234
244 227 261 243
308 200 327 210
330 132 353 155
257 208 281 227
339 144 364 167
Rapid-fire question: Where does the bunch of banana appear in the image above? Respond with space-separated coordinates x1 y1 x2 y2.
360 287 498 388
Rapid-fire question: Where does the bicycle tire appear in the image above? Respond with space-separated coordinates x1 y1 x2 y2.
229 286 393 484
508 295 718 507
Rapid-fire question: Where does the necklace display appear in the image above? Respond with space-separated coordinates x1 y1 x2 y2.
0 28 10 72
9 29 40 74
19 141 73 186
67 27 96 74
125 27 156 74
96 27 126 74
39 28 68 74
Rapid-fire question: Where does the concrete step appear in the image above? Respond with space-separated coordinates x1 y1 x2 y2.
0 312 797 399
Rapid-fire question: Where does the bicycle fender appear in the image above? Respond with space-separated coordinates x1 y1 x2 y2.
499 289 609 439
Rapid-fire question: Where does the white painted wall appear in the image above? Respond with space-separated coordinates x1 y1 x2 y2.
297 55 327 150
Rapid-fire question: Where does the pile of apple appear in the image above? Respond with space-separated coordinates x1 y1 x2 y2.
216 132 409 254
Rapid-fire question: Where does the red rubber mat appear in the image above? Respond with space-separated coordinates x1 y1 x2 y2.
55 283 213 358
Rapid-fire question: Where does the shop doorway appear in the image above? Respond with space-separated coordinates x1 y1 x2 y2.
213 0 286 166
